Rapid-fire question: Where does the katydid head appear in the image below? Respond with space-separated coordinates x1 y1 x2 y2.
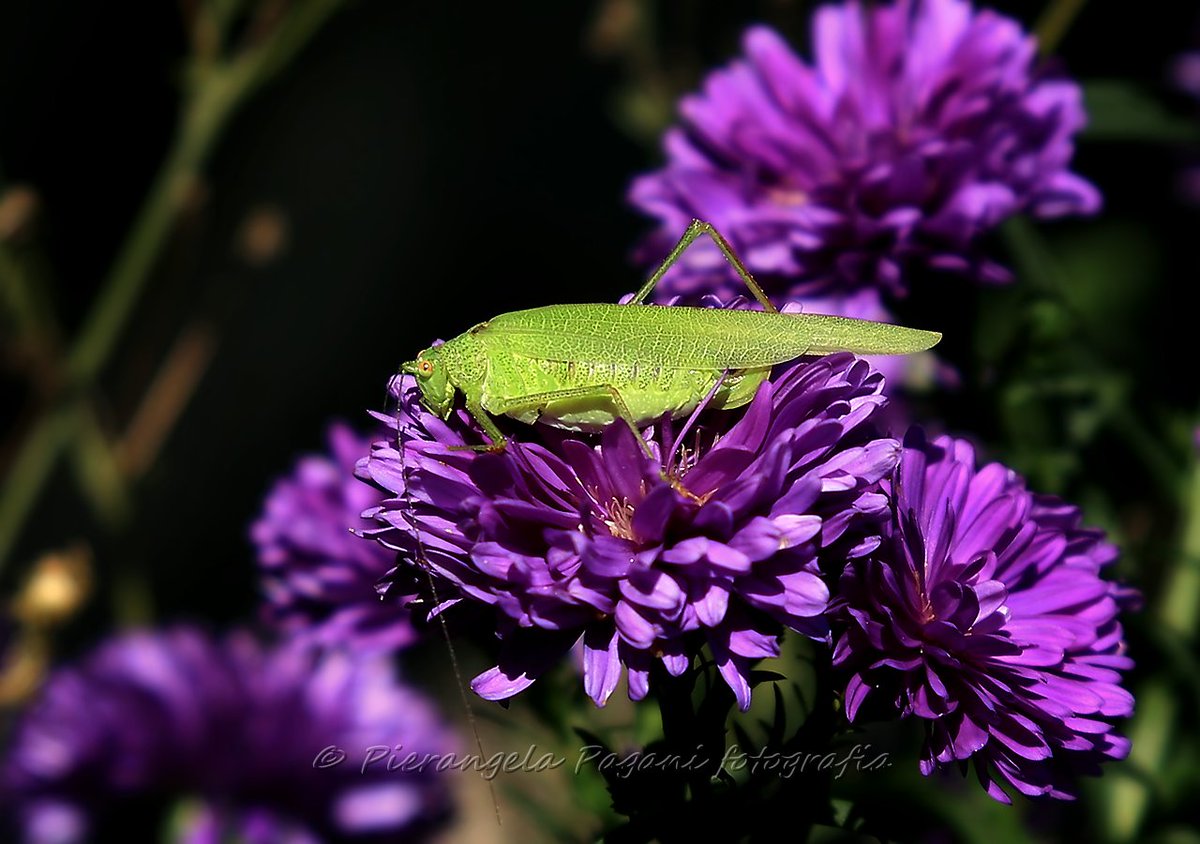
403 347 455 419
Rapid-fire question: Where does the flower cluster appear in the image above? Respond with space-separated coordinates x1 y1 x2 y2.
1 627 454 842
833 430 1134 800
358 354 896 710
253 423 416 651
629 0 1099 304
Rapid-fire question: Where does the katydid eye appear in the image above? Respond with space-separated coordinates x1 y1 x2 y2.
417 359 434 377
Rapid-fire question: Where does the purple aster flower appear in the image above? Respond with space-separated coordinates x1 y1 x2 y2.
833 429 1135 802
629 0 1100 302
253 423 416 650
1 627 455 842
358 352 897 711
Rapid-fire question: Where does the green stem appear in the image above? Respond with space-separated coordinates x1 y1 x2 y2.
0 246 42 334
1101 454 1200 842
64 0 347 386
63 94 223 385
1108 404 1185 501
653 669 703 792
1163 466 1200 635
0 90 228 571
0 0 346 572
1001 218 1184 495
1035 0 1090 55
0 405 79 567
70 405 132 529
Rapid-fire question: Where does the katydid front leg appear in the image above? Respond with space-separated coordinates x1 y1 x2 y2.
449 399 510 453
630 219 779 313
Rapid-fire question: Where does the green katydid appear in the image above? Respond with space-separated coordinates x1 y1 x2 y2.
401 219 940 454
392 221 938 771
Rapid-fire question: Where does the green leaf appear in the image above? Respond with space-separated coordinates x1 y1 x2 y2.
732 721 757 764
1083 80 1200 143
768 683 788 748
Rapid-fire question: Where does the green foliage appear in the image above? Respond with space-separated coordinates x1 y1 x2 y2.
1084 81 1200 144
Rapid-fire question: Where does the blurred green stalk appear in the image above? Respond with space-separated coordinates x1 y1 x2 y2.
1036 0 1090 55
1000 218 1182 497
1101 451 1200 842
0 0 345 572
0 247 45 338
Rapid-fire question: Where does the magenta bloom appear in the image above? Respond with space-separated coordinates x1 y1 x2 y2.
359 354 896 711
629 0 1100 302
833 430 1134 801
253 423 415 650
1 628 455 842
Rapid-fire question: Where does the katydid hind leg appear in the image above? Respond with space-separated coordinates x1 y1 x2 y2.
630 219 778 313
491 384 704 502
666 369 729 476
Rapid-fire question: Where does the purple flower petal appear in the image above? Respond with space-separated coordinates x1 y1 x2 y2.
583 628 624 706
253 423 417 651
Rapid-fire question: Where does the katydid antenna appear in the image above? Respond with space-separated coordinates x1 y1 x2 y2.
392 372 502 828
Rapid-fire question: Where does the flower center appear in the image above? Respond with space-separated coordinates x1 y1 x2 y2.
918 595 936 624
601 496 637 541
766 185 809 207
664 437 717 506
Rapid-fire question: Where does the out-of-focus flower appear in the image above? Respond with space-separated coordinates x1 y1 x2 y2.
1173 51 1200 99
11 546 91 629
1170 51 1200 204
1 628 454 842
629 1 1099 303
1 545 93 708
253 423 416 650
0 626 46 709
358 352 896 711
833 430 1135 801
0 185 41 244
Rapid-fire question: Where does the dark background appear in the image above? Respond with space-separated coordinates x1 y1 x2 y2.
1 2 653 619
